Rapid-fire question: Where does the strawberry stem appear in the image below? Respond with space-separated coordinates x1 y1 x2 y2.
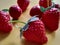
47 0 49 7
9 20 26 24
14 25 23 38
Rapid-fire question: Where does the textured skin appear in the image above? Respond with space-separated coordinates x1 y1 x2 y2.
42 8 59 32
17 0 30 12
9 5 22 20
0 11 12 33
30 5 43 18
39 0 52 8
23 20 48 44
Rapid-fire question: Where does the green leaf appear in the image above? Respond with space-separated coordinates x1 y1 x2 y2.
40 6 46 12
2 9 9 12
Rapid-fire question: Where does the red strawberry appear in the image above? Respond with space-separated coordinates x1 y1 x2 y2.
21 16 48 44
39 0 52 8
17 0 30 12
30 5 43 18
0 11 12 33
9 5 22 20
42 8 59 32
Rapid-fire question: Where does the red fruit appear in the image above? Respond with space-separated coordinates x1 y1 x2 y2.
42 8 59 32
9 5 22 20
55 4 60 9
0 11 12 33
17 0 30 12
30 5 43 18
39 0 52 8
23 17 48 44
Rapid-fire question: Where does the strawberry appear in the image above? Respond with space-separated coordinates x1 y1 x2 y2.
39 0 52 8
21 16 48 44
17 0 30 12
0 11 12 33
42 8 59 32
9 5 22 20
30 5 43 18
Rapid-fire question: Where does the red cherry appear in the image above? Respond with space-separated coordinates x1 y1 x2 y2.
39 0 52 8
17 0 30 12
55 4 60 9
30 5 43 18
9 5 22 20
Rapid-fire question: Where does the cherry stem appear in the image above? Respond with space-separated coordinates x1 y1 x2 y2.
47 0 49 7
9 20 26 24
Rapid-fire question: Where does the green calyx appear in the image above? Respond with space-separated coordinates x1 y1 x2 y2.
40 5 55 12
40 0 56 12
40 6 47 12
2 9 9 12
